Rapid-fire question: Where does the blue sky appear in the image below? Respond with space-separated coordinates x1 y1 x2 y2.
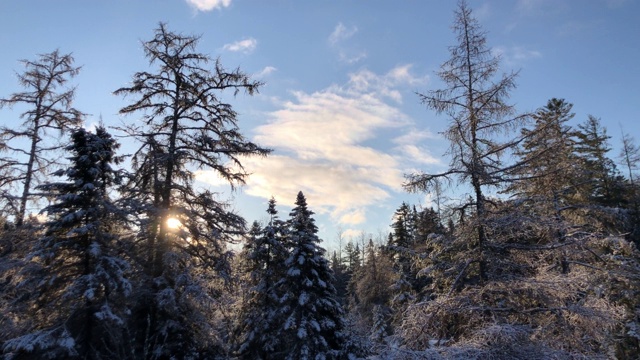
1 0 639 250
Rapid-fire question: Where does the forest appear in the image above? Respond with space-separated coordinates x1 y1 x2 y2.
1 2 639 359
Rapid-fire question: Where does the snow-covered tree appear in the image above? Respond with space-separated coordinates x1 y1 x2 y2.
352 239 394 329
114 24 270 358
237 199 288 359
0 50 83 226
405 0 528 281
276 191 351 359
395 3 640 357
3 126 131 359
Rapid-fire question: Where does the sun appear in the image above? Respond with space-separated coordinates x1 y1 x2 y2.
167 217 182 229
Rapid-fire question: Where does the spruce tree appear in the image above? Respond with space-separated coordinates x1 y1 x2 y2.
3 126 131 359
277 191 349 359
237 199 288 359
574 115 626 208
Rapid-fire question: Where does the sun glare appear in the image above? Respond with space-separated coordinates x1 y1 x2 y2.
167 217 182 229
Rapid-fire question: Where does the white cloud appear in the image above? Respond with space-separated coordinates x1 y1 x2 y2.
347 65 429 103
223 38 257 53
329 23 358 45
185 0 231 12
223 67 439 227
492 46 542 66
338 51 367 64
255 66 277 78
197 66 440 227
328 23 367 64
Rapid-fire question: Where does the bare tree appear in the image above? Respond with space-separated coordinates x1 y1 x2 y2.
0 50 83 226
405 1 527 280
619 130 640 185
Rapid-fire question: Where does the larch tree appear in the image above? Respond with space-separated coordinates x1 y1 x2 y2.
0 50 83 226
405 0 527 281
618 131 640 243
3 126 131 359
113 24 270 358
619 131 640 185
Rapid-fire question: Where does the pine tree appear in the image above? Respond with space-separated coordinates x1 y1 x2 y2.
114 24 270 358
237 199 288 359
0 50 83 226
277 191 350 359
3 126 131 359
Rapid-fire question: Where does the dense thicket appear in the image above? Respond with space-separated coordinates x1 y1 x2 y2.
1 4 639 359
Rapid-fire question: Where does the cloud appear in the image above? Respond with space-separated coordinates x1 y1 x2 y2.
492 46 542 66
474 3 491 20
347 65 429 103
328 22 367 64
255 66 277 78
328 23 358 45
223 38 257 53
198 65 441 227
185 0 231 12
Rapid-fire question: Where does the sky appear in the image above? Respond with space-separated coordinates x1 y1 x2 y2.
1 0 639 251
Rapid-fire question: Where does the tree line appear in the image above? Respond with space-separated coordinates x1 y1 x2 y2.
2 1 640 359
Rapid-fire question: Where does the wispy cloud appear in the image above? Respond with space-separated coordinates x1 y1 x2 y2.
223 38 257 53
347 64 429 103
185 0 231 12
328 23 358 45
197 65 440 227
328 22 367 64
492 46 542 66
255 66 277 78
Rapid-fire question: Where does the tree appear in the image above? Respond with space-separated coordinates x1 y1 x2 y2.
352 239 394 327
619 131 640 185
237 199 288 359
574 115 626 208
386 203 416 318
510 99 578 211
405 1 527 281
3 126 131 359
618 131 640 243
114 24 270 358
0 50 83 226
276 192 350 359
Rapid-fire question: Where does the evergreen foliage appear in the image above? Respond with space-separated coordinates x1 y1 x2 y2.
277 192 350 359
1 9 639 359
237 199 288 359
3 126 131 359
